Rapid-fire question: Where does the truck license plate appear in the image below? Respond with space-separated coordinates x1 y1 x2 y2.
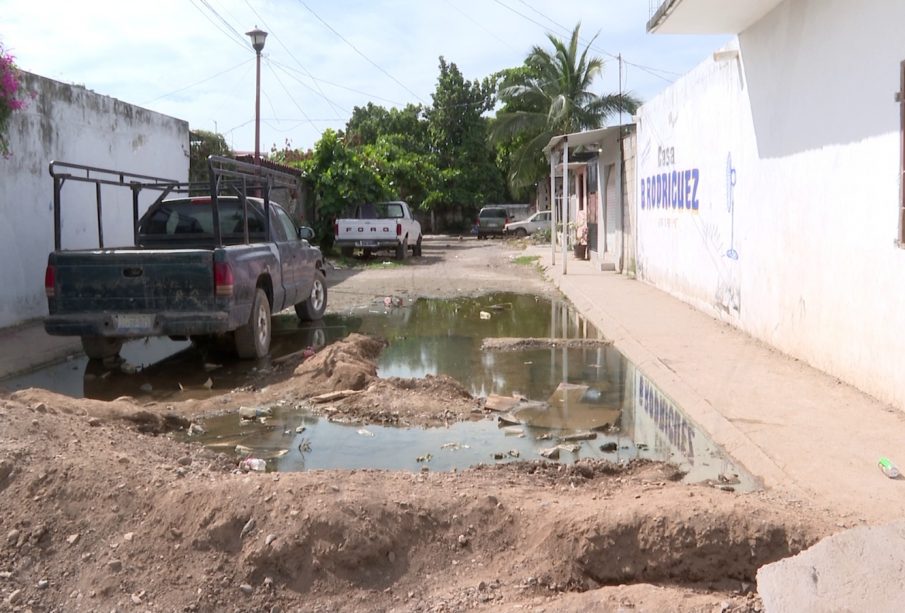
116 314 155 331
356 241 378 247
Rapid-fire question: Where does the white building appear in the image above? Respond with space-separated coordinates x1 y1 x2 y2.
636 0 905 408
0 72 189 329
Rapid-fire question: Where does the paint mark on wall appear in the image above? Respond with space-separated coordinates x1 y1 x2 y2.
726 153 738 259
640 168 700 211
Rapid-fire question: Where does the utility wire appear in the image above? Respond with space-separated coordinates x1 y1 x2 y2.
188 0 250 50
269 59 407 107
242 0 345 116
198 0 250 46
442 0 520 54
296 0 426 104
497 0 677 84
141 58 254 105
266 59 353 113
264 57 322 135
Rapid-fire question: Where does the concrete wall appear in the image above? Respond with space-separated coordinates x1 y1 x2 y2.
0 72 189 328
635 0 905 408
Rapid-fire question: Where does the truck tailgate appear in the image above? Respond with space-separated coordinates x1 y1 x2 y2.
336 220 397 241
50 249 216 313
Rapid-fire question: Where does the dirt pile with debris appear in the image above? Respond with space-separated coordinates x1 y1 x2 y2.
0 391 836 612
0 242 852 611
291 333 386 395
265 334 480 427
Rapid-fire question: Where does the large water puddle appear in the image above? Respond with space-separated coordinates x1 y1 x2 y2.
196 293 755 489
2 292 755 489
193 361 753 490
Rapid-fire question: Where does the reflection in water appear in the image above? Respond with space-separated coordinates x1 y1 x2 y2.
1 320 335 401
4 292 754 490
186 292 755 489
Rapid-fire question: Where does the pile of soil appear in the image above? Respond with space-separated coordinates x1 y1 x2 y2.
0 244 846 610
0 391 832 612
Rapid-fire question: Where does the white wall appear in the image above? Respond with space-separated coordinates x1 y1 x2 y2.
0 72 189 328
636 0 905 409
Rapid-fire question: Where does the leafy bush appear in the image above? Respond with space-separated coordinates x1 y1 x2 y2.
0 44 28 157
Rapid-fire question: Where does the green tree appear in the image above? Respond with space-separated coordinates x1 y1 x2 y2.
345 103 429 153
301 129 389 249
424 57 508 214
189 130 231 185
345 102 438 210
491 24 640 191
361 134 439 208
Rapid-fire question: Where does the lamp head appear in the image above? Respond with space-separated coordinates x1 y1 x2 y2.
246 27 268 53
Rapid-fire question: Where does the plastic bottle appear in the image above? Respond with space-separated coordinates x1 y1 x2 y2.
878 457 900 479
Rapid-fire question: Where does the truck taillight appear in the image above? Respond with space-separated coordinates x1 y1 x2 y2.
396 223 402 236
505 216 510 224
44 265 55 298
333 223 339 236
214 262 234 297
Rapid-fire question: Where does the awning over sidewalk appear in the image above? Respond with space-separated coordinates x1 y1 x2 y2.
543 126 622 156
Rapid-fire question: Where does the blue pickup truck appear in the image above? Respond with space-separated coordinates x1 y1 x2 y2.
43 158 326 360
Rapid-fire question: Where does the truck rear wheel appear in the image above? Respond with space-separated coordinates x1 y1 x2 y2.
234 288 271 359
413 236 423 256
295 271 327 321
81 336 123 360
396 238 408 260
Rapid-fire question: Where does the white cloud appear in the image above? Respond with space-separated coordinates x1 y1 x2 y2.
3 0 729 152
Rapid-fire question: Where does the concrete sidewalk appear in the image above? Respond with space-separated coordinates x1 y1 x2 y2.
0 319 81 381
533 246 905 524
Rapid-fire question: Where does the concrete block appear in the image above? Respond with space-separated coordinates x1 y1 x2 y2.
757 521 905 612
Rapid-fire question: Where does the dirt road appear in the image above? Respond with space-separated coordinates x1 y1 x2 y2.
0 238 838 612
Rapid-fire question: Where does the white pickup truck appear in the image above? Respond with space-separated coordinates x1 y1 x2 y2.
334 200 423 259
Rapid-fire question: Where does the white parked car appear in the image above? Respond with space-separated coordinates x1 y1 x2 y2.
504 210 551 237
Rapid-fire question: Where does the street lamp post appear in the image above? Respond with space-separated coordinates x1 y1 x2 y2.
245 27 268 165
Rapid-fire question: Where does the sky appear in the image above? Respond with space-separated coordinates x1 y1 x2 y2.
1 0 729 154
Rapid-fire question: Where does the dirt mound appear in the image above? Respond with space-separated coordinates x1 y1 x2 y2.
9 388 190 434
326 374 478 426
291 333 386 395
282 334 479 426
0 390 838 612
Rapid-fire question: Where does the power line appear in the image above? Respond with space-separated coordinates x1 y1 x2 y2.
296 0 426 104
242 0 345 117
265 59 352 114
513 0 585 49
623 60 675 83
198 0 249 46
268 59 407 107
443 0 521 54
264 57 323 135
192 0 248 51
188 0 249 50
140 58 254 105
497 0 677 85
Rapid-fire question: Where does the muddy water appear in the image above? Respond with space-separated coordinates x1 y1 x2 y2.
4 292 755 489
194 357 756 490
192 293 755 489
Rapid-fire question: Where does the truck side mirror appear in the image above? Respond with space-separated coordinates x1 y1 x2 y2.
297 226 315 241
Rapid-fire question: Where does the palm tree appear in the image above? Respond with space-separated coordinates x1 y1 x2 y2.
492 24 640 191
